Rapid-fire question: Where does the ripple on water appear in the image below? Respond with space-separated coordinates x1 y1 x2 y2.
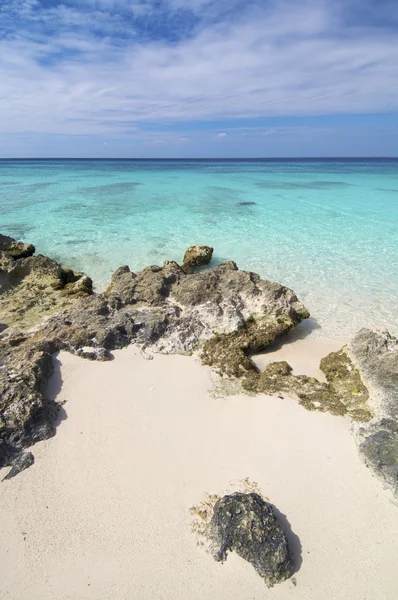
0 159 397 340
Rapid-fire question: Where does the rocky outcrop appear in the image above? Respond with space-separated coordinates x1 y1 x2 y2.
2 235 396 495
210 492 293 586
0 239 310 478
0 234 93 330
347 329 398 494
0 338 58 475
241 350 372 421
182 245 213 270
0 234 35 259
240 330 397 496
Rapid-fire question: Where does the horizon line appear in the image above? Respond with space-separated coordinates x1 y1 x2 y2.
1 156 398 161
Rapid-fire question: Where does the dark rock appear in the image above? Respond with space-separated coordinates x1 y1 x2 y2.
237 201 256 206
347 329 398 494
359 428 398 492
182 245 213 269
0 233 35 259
0 343 58 469
2 451 34 481
210 492 293 587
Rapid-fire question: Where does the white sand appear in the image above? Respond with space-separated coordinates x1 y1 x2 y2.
251 326 347 381
1 346 397 600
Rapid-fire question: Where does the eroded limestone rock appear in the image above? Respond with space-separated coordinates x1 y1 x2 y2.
210 492 293 587
182 245 213 270
0 339 58 473
240 350 372 421
0 238 310 477
348 329 398 494
0 234 35 260
0 237 93 329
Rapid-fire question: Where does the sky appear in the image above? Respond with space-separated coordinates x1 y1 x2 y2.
0 0 398 157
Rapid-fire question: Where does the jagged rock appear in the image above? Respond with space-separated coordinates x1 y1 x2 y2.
210 492 293 587
2 236 396 495
0 241 310 475
0 233 35 259
347 329 398 494
60 275 93 297
200 270 310 378
0 249 93 329
0 341 58 469
2 451 34 481
242 352 372 420
182 245 213 269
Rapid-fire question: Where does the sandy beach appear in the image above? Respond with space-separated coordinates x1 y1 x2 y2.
1 343 397 600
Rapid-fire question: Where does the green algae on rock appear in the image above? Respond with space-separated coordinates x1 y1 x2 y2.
238 349 372 420
320 349 372 421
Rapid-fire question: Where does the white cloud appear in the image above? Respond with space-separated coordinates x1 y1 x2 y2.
0 0 397 139
217 132 228 138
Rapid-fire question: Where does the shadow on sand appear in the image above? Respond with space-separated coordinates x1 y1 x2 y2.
46 353 68 429
264 317 321 352
272 504 303 574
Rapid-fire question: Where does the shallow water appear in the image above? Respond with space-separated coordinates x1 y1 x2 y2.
0 158 397 339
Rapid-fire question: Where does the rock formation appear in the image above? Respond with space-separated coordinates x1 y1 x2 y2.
182 244 213 270
0 234 397 497
210 492 293 586
0 235 93 330
0 236 309 478
348 329 398 493
0 233 35 259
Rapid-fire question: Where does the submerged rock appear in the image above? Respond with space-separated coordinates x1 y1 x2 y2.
182 245 213 269
210 492 293 587
237 201 256 206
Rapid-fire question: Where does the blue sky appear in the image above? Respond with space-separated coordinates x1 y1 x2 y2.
0 0 398 157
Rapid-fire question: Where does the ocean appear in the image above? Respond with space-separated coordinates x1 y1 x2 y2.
0 158 397 340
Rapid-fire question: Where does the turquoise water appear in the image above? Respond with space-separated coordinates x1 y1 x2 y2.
0 159 397 340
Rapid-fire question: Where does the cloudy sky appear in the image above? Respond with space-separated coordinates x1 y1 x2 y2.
0 0 397 157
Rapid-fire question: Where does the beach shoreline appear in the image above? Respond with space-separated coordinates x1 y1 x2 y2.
1 232 397 599
1 344 397 600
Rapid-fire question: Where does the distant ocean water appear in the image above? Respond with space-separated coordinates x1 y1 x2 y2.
0 158 397 340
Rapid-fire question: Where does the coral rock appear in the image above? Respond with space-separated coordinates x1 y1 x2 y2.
210 492 293 587
182 245 214 269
